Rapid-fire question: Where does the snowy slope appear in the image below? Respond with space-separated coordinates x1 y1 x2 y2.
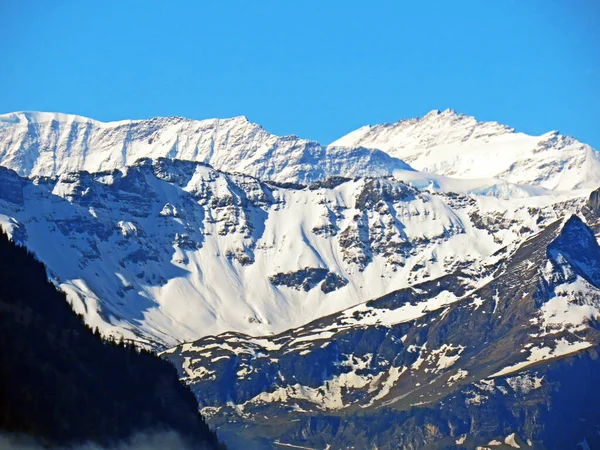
0 160 585 347
0 111 411 184
332 109 600 191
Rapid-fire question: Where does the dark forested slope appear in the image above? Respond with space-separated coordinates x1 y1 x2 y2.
0 232 224 449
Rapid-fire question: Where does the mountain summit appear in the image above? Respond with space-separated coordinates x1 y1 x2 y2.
333 109 600 190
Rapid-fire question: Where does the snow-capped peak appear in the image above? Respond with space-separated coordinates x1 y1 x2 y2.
332 109 598 191
333 109 514 151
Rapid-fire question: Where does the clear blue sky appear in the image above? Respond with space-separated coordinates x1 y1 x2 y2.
1 0 598 147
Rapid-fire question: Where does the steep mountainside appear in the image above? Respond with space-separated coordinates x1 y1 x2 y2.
0 159 584 346
0 231 223 449
332 109 600 191
0 111 411 184
163 214 600 449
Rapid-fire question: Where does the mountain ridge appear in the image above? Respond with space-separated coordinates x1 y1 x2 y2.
0 110 412 184
1 109 598 190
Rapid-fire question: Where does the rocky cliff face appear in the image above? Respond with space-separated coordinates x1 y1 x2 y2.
163 215 600 449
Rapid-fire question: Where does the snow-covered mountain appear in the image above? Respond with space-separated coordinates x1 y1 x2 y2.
0 111 411 184
1 109 599 448
333 109 600 191
0 158 582 347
